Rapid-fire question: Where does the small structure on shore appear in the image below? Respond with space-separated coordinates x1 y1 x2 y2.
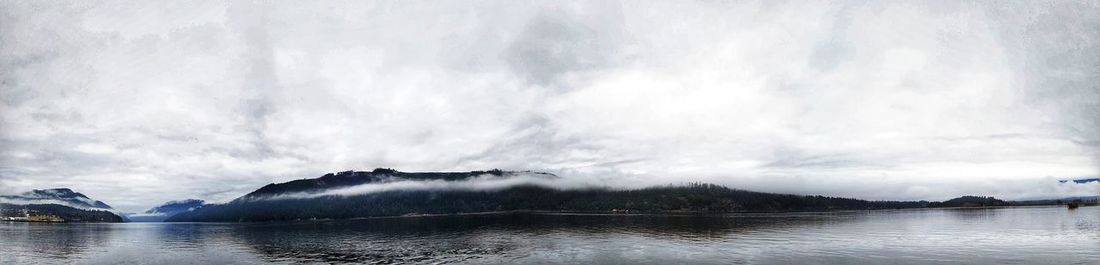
27 214 64 222
1 209 66 222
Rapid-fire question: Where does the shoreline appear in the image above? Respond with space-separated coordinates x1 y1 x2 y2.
7 204 1090 224
163 204 1090 224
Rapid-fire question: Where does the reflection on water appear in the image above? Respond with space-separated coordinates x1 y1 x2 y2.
1 206 1097 264
0 223 113 261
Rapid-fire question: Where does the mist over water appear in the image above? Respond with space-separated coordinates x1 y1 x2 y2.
0 198 94 210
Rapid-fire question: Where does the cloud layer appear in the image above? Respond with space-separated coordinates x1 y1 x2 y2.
1 1 1098 211
252 173 594 201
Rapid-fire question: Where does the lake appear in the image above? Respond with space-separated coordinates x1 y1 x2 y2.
1 206 1097 264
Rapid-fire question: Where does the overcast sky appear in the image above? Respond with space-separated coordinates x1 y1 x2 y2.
2 1 1098 212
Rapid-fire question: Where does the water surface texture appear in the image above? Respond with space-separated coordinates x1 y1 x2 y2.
2 206 1097 264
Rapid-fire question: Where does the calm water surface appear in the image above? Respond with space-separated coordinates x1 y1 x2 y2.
1 206 1098 264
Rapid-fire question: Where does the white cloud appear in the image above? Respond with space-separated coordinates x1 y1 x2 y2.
0 1 1097 211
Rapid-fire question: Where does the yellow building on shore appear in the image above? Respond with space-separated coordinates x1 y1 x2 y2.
27 214 64 222
1 214 64 222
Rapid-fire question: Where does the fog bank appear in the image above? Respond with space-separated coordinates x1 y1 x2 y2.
252 173 600 201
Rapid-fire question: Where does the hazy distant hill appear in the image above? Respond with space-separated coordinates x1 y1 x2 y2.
0 188 124 222
934 196 1009 207
0 188 114 209
126 199 208 222
1012 195 1100 206
166 169 1016 222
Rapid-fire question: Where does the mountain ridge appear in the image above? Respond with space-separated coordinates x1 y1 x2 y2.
0 188 124 222
125 199 208 222
166 169 1021 222
240 168 556 200
0 188 114 210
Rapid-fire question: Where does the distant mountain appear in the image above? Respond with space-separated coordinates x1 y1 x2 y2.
0 188 124 222
0 204 125 222
238 168 550 200
167 169 955 222
1059 178 1100 184
1012 195 1100 206
125 199 207 222
0 188 114 210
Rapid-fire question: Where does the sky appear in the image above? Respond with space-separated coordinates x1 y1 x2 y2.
1 1 1098 212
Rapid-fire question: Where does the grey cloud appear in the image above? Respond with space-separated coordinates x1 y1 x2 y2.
807 2 859 72
226 1 278 160
2 1 1098 211
987 1 1100 169
505 7 628 88
920 133 1052 143
763 155 885 170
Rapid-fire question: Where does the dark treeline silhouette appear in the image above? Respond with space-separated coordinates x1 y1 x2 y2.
0 203 124 222
933 196 1009 207
167 182 981 222
1011 195 1099 206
